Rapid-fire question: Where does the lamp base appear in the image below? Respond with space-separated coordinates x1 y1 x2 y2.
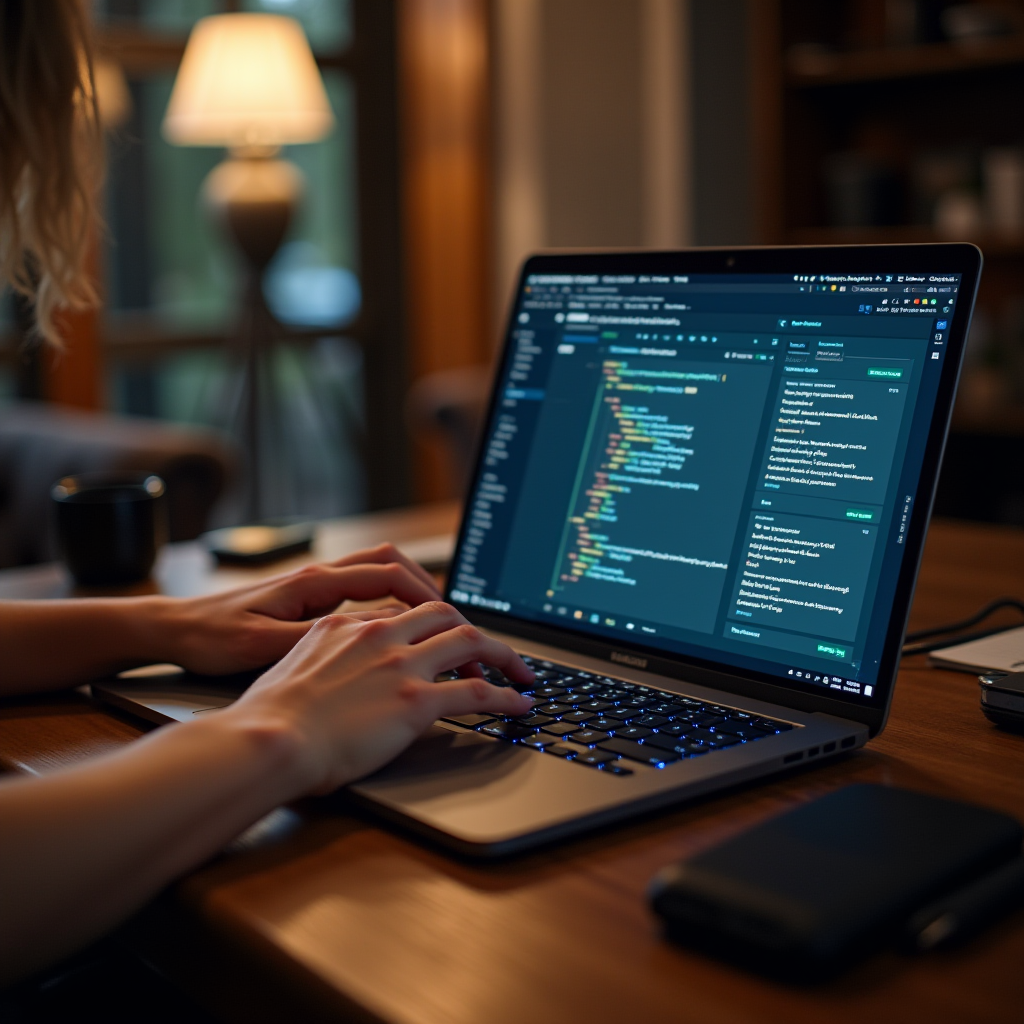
203 150 304 269
203 151 311 523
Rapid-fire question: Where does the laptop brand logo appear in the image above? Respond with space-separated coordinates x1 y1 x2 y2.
611 651 647 669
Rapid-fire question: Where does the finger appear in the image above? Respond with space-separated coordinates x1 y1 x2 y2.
344 607 404 622
329 564 441 608
422 676 533 721
407 624 533 684
280 563 440 618
330 543 441 597
367 601 469 646
360 603 520 687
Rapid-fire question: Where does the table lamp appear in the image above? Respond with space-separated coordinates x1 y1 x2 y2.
163 13 334 522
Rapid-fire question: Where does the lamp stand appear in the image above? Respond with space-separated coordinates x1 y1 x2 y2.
204 148 301 523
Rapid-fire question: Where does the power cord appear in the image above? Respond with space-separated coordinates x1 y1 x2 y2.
902 598 1024 657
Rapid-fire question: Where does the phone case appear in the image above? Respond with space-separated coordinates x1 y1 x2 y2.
649 784 1023 981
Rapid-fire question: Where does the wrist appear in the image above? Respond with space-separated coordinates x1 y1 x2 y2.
112 595 184 668
206 704 315 800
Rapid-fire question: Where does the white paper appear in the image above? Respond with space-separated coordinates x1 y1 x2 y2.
928 626 1024 674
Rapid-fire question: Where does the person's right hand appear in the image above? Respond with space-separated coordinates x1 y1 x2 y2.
221 601 535 794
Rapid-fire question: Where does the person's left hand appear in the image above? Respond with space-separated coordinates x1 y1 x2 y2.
158 544 443 676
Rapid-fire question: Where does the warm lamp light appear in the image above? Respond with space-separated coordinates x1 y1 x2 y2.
162 13 336 522
163 13 333 149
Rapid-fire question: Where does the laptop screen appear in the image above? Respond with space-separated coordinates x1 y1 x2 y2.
447 251 973 709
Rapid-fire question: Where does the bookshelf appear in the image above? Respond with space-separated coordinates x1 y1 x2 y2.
751 1 1024 524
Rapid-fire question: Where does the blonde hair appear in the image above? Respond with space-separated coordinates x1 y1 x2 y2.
0 0 102 346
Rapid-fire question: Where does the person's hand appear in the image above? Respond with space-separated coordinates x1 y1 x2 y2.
223 601 535 792
160 544 443 676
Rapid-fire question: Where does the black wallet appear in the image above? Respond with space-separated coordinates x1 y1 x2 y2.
649 784 1024 981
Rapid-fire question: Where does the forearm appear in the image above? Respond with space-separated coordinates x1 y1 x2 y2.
0 597 180 694
0 710 305 985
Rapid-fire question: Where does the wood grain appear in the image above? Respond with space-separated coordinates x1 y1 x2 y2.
0 692 144 776
399 0 494 503
1 512 1023 1022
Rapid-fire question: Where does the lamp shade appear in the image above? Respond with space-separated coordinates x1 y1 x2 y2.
163 13 334 149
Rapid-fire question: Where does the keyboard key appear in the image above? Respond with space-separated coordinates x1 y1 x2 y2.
643 733 687 753
632 715 670 728
520 733 555 749
688 728 739 745
560 710 595 724
532 703 560 716
602 763 633 776
571 729 610 746
538 703 575 716
689 713 728 728
675 740 712 756
545 743 580 759
587 717 623 733
534 685 567 699
479 722 536 741
707 705 734 715
598 738 680 766
512 712 553 726
614 725 652 740
720 724 771 741
755 719 793 733
540 721 581 736
441 713 496 728
574 682 604 695
576 750 618 767
706 735 744 749
647 703 683 716
655 722 691 737
580 700 613 713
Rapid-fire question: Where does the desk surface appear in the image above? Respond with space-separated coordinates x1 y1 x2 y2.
2 507 1024 1023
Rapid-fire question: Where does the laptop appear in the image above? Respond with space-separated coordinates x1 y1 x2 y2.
95 244 982 857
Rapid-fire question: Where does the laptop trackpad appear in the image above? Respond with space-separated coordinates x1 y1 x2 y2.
356 725 523 798
349 723 630 850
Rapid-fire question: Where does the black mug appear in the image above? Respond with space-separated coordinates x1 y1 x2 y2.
51 472 168 586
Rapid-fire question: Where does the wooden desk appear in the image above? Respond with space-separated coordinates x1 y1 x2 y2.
2 509 1023 1023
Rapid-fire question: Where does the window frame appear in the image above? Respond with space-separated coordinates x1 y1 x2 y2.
1 0 411 511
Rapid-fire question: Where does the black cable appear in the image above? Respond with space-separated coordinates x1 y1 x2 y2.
902 598 1024 656
902 626 1019 657
905 598 1024 642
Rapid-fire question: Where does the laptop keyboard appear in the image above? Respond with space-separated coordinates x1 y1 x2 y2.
440 656 794 776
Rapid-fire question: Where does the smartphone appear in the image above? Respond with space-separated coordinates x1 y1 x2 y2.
649 784 1023 981
980 670 1024 731
204 523 315 565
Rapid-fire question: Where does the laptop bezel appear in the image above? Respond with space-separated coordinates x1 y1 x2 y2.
447 244 983 737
